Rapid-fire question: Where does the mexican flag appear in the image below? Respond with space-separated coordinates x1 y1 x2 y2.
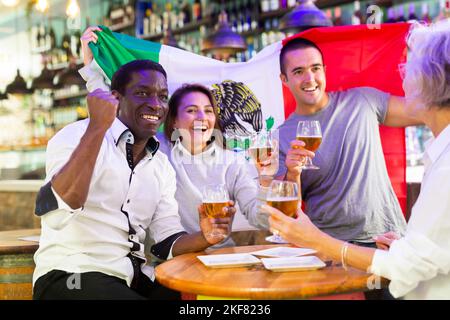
88 23 410 214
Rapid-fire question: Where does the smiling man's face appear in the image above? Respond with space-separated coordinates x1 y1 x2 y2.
116 69 168 142
280 47 327 111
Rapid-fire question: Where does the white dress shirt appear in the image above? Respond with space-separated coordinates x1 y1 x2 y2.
33 118 186 287
370 124 450 299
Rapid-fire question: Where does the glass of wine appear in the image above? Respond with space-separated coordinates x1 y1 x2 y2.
265 180 299 244
248 131 279 177
201 184 230 238
296 120 322 170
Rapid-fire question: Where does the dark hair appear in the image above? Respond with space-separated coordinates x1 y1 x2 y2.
279 38 325 75
111 59 167 95
164 83 223 144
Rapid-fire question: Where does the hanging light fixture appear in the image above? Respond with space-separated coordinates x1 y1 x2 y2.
280 0 333 33
66 0 80 18
201 10 247 60
5 69 33 95
36 0 49 13
56 60 85 87
5 6 33 95
31 64 55 90
1 0 19 7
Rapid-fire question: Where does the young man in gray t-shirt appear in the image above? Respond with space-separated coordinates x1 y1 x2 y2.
276 38 422 245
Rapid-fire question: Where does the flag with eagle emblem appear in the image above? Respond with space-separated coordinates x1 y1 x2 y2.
86 23 410 214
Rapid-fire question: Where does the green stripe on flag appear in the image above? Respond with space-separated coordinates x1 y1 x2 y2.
89 25 161 80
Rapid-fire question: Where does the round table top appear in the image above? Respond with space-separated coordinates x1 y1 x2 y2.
155 244 387 300
0 229 40 255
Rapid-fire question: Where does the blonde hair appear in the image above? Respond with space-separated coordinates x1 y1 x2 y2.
404 19 450 109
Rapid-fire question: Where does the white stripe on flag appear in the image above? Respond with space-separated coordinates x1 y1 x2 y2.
159 42 285 128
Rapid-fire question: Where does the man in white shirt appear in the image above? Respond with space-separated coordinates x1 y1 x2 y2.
32 60 234 300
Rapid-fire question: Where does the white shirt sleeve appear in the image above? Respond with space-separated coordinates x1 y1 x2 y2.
148 159 186 244
369 161 450 298
78 60 111 92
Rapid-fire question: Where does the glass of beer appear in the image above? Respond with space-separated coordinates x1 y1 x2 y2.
248 131 279 176
201 184 230 238
296 120 322 170
265 180 299 244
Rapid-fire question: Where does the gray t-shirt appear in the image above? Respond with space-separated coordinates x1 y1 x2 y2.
276 87 407 242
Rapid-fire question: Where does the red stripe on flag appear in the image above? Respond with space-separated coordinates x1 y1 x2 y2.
282 23 410 214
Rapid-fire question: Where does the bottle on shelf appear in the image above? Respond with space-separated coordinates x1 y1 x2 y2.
261 0 270 13
124 0 135 24
407 3 418 21
270 0 279 11
135 0 152 36
287 0 297 8
192 0 202 21
351 1 362 25
333 7 343 26
421 2 431 24
386 7 396 23
396 5 406 22
181 0 191 25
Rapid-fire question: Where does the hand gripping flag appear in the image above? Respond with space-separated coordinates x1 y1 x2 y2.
88 23 410 214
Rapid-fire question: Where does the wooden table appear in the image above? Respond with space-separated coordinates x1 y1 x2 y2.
0 229 40 300
155 244 388 300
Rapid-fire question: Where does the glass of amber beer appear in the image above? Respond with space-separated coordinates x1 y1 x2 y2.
248 131 279 176
202 184 230 238
296 120 322 170
265 180 299 243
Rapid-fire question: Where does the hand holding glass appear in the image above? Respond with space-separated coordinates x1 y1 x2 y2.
265 180 299 244
249 131 279 177
296 120 322 170
202 184 230 239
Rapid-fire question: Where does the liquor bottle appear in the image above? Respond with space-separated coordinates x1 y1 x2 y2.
325 9 332 24
270 0 279 11
250 0 259 30
124 0 135 24
407 3 418 21
386 7 396 23
261 0 270 13
135 0 151 36
396 5 406 22
421 3 431 24
351 1 361 25
163 2 172 32
192 0 202 21
242 0 251 32
181 0 191 24
228 2 238 33
288 0 297 8
333 7 342 26
38 23 46 48
279 0 287 9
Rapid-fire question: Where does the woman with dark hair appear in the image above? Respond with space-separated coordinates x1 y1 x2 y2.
156 83 271 242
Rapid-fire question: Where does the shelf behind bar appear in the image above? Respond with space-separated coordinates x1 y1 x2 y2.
139 16 213 41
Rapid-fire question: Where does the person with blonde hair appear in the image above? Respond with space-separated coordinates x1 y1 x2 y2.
262 20 450 300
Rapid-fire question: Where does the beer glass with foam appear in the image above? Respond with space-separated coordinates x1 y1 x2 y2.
265 180 299 243
248 131 279 177
201 184 230 238
296 120 322 170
